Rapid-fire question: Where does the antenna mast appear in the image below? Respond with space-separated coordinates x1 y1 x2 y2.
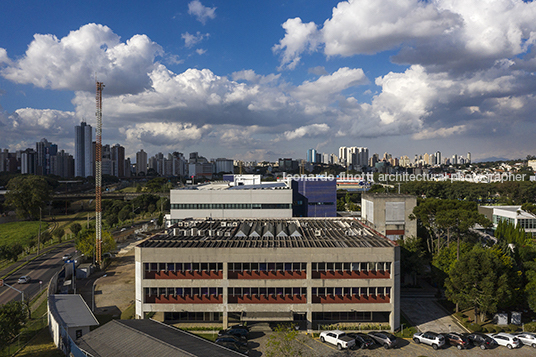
95 81 105 266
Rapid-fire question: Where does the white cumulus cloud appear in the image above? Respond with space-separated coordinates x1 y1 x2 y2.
0 23 163 95
188 0 216 25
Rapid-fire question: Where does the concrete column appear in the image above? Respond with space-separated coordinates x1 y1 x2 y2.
306 261 313 333
223 261 229 329
223 311 229 329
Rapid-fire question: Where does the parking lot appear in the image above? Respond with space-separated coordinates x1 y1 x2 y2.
248 333 536 357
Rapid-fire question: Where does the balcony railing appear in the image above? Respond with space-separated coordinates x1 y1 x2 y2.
227 271 306 280
228 294 307 304
145 294 223 304
145 271 223 279
311 294 390 304
311 271 390 279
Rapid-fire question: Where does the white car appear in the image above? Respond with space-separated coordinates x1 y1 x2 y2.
413 331 446 350
319 330 356 350
18 275 31 284
514 332 536 348
489 332 521 349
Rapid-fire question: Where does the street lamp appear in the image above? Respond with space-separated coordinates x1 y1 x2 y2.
92 274 107 312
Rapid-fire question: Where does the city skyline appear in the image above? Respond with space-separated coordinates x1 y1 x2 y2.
1 0 536 162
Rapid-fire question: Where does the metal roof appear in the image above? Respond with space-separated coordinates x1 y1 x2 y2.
141 218 396 249
48 295 99 328
76 319 246 357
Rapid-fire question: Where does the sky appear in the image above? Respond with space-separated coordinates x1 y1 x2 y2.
1 0 536 163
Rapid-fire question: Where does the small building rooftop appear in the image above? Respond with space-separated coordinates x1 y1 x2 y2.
48 294 99 328
77 319 245 357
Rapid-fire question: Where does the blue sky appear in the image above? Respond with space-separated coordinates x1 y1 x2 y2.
1 0 536 163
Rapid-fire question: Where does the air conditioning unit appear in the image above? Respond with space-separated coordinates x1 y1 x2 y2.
177 222 183 227
224 232 231 237
232 222 238 227
191 228 197 236
221 222 226 227
315 229 322 237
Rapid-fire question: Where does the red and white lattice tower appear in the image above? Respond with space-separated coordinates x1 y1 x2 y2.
95 81 105 266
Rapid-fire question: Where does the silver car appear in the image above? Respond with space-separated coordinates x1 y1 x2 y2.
18 275 31 284
514 332 536 348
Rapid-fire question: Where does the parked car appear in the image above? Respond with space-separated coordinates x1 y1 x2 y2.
62 254 72 261
466 332 496 349
489 332 521 349
445 332 470 350
216 335 248 348
216 340 249 355
319 330 356 350
17 275 31 284
413 331 446 350
347 332 375 349
218 327 249 340
368 331 397 349
514 332 536 348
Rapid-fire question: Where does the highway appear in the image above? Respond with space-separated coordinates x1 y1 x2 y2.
0 243 76 305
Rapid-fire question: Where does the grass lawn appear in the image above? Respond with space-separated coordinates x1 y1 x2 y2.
0 221 49 247
120 303 135 320
15 328 63 357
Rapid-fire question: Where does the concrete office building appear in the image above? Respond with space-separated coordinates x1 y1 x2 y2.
135 217 400 332
361 193 417 240
169 185 292 222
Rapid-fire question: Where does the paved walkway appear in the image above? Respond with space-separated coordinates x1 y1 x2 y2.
401 278 466 334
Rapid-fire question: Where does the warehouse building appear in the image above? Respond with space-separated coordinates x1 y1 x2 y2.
135 217 400 332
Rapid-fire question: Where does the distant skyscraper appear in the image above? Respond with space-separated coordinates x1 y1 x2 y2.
111 144 125 178
467 152 471 164
136 149 147 176
306 148 317 163
435 151 442 166
75 121 93 177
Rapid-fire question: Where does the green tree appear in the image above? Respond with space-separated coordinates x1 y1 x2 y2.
70 223 82 237
76 230 117 258
5 175 52 220
157 212 164 227
398 237 427 286
0 301 27 348
445 246 511 322
53 228 65 243
526 270 536 313
265 324 302 357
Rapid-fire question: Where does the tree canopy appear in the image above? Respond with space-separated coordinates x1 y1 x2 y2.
0 301 27 348
5 175 52 220
445 246 511 322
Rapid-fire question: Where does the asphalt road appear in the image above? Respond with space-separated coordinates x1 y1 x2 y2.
0 243 76 304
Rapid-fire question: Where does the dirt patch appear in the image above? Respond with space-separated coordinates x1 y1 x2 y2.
94 251 135 315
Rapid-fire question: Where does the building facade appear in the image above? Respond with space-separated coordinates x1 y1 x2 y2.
135 218 400 332
479 205 536 237
361 193 417 240
169 187 292 222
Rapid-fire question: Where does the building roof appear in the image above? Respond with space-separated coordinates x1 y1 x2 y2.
140 218 396 249
76 319 246 357
48 295 99 328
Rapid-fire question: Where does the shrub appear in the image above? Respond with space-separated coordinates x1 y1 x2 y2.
494 326 503 333
524 322 536 332
467 323 482 332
